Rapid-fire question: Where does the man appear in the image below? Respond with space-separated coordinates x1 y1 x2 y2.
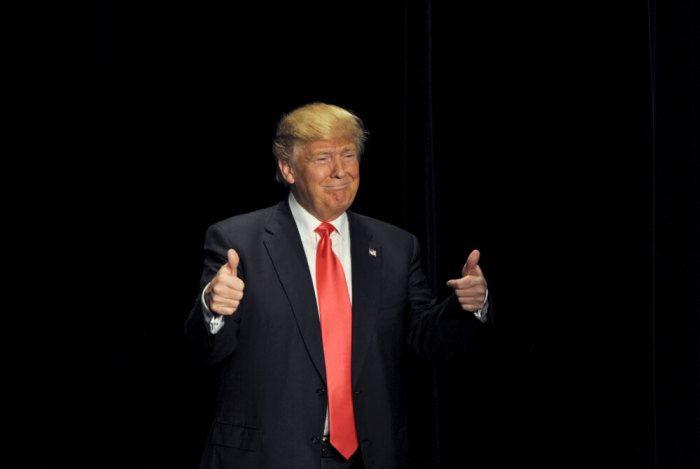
185 102 490 469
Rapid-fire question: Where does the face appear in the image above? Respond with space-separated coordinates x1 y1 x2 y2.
279 138 360 222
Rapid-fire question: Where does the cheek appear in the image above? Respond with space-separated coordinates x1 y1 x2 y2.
348 163 360 178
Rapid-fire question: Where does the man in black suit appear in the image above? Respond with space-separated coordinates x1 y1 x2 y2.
185 102 490 469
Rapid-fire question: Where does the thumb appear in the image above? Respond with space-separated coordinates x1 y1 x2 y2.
226 248 240 274
461 249 480 277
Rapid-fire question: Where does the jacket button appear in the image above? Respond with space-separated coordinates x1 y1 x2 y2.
316 388 326 395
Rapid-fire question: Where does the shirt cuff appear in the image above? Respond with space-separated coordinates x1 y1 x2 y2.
201 282 225 334
472 289 489 323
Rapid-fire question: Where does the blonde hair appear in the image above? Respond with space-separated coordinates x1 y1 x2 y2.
272 102 368 184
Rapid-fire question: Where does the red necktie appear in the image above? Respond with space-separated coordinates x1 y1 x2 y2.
315 222 358 459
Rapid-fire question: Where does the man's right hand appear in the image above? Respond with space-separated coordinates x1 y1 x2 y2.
205 248 245 315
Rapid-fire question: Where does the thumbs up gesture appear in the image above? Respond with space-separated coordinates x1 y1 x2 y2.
205 248 246 315
446 249 487 312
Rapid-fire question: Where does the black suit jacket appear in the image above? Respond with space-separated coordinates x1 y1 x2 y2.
185 199 488 469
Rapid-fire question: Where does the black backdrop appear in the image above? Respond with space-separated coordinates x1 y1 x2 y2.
3 1 698 468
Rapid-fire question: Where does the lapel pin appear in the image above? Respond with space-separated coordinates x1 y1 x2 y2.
369 248 377 257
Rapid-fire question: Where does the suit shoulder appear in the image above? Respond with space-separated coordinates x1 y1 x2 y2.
349 212 415 241
208 204 278 234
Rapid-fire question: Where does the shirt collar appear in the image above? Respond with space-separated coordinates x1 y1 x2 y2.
288 192 349 239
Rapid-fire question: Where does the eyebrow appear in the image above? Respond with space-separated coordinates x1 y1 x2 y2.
310 146 356 156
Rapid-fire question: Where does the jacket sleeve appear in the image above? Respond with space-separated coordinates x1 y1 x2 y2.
404 234 490 360
184 222 244 365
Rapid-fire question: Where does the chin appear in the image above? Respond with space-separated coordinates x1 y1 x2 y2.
336 194 356 210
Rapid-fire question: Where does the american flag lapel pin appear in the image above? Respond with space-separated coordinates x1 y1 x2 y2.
369 248 377 257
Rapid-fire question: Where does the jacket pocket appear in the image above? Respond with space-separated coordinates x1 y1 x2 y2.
210 421 260 452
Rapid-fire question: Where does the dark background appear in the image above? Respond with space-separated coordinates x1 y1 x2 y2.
3 1 698 468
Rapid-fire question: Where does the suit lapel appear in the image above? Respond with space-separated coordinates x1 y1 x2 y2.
263 200 327 382
348 212 382 386
262 203 383 387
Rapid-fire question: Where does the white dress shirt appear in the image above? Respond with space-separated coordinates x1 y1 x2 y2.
287 193 353 306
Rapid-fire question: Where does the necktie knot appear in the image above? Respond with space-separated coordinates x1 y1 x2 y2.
315 222 336 239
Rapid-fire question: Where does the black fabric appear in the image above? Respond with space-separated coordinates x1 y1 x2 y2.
649 1 700 468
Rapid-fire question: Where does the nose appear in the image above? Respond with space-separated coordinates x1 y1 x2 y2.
330 154 346 178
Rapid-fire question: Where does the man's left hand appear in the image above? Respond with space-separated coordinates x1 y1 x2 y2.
446 249 487 312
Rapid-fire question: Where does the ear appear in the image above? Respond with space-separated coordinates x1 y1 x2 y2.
279 159 295 185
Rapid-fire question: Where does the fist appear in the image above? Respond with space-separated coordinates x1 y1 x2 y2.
205 248 245 315
446 249 487 312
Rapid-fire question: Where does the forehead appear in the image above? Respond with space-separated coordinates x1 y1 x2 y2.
304 138 357 155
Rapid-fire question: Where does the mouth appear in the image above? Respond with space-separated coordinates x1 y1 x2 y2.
324 181 352 190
